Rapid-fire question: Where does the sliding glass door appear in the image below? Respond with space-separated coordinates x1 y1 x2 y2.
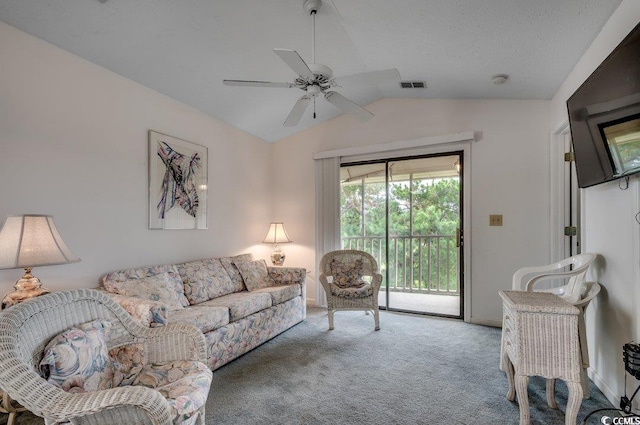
340 152 463 318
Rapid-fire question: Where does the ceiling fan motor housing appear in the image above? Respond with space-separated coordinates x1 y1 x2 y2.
303 0 321 15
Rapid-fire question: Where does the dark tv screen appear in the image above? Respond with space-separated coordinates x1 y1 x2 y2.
567 22 640 188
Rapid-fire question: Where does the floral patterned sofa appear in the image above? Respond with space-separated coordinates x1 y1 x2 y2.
99 254 306 371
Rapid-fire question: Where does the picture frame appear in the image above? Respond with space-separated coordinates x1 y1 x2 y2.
148 130 208 229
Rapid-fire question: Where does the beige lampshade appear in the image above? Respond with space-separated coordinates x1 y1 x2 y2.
0 215 80 270
262 222 292 245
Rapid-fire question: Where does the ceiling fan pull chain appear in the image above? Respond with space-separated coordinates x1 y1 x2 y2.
313 97 317 119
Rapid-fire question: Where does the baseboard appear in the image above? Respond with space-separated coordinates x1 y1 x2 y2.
588 368 619 407
470 317 502 328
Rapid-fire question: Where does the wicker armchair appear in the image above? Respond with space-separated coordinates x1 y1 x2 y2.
0 289 211 425
319 250 382 331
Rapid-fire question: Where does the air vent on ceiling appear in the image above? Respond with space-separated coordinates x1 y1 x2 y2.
400 81 426 89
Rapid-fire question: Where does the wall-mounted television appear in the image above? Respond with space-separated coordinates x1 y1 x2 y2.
567 22 640 188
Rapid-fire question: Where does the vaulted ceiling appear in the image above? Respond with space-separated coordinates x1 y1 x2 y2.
0 0 623 142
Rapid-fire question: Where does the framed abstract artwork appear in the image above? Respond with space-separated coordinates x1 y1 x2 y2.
148 130 208 229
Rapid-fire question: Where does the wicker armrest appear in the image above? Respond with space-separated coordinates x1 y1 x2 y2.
141 323 208 364
42 385 173 424
268 267 306 287
319 274 330 291
95 289 168 327
370 273 383 291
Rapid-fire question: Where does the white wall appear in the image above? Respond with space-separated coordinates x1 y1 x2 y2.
0 22 274 291
550 0 640 406
272 97 551 324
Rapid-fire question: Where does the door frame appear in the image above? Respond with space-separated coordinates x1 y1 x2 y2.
550 121 585 263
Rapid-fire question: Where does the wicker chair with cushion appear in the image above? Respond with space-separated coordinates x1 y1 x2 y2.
0 289 212 425
319 250 383 331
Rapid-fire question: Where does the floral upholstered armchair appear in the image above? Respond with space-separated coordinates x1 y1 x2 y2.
0 289 212 425
319 250 382 331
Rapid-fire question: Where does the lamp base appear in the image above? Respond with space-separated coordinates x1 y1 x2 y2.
2 268 51 309
270 246 286 266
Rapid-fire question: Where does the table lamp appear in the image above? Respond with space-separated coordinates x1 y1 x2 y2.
0 215 80 309
262 222 292 266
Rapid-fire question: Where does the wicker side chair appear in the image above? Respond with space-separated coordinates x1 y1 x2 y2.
319 250 382 331
0 289 211 425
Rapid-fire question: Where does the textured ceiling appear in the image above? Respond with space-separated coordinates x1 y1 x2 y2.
0 0 624 142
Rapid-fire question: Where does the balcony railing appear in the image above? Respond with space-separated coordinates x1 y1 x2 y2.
342 235 459 295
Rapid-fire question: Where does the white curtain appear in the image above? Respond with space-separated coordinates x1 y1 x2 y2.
314 156 341 306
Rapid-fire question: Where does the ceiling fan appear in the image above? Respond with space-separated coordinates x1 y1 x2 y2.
223 0 400 126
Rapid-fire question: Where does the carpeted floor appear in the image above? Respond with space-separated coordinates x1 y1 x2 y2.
2 307 615 425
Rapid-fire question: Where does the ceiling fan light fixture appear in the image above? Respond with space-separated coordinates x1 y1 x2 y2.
492 74 509 85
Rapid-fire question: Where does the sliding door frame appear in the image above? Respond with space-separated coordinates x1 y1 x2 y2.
341 150 465 319
315 132 474 323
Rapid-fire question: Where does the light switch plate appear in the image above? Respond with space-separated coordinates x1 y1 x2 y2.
490 214 503 226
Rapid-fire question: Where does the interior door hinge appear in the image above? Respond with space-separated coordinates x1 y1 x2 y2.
564 152 575 162
564 226 577 236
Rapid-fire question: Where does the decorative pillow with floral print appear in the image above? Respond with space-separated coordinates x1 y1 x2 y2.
113 272 186 311
177 258 238 304
236 259 274 291
220 253 254 290
40 320 115 393
102 265 189 308
329 258 366 288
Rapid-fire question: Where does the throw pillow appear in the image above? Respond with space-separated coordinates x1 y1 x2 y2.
40 320 114 393
177 258 237 304
236 259 273 291
220 253 254 290
330 258 366 288
115 272 186 311
102 265 189 308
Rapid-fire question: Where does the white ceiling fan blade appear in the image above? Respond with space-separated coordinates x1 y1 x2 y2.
223 79 295 88
324 91 374 123
334 68 401 86
284 95 312 127
273 49 314 80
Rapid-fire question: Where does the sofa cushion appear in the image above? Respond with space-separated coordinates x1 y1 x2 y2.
236 259 274 291
110 343 146 387
103 265 189 309
133 360 212 425
40 320 114 393
198 292 272 322
111 272 187 311
167 306 230 333
220 253 253 290
254 284 301 305
177 258 238 304
330 283 373 298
